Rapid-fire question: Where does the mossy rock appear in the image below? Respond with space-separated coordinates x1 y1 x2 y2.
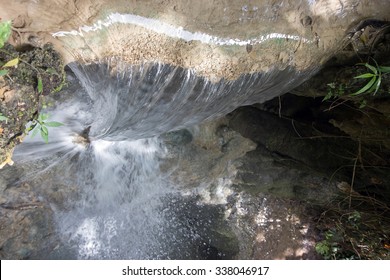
0 43 65 167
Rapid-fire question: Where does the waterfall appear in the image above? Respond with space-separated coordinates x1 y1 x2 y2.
68 60 314 140
3 0 378 259
6 62 264 259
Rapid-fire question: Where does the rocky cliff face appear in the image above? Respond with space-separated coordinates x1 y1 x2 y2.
1 1 390 260
1 0 389 80
1 0 389 168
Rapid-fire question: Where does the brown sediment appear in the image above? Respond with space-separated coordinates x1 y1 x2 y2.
0 44 65 168
0 0 389 80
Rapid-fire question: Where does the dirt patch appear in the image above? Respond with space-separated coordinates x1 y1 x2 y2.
1 1 390 80
0 43 65 167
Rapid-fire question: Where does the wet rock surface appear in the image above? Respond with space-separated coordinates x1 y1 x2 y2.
1 86 389 259
229 104 390 197
1 98 389 259
0 180 55 259
160 117 328 259
2 0 390 80
1 0 390 260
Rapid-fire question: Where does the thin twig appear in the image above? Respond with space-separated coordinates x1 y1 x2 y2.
291 119 302 138
349 156 358 209
324 98 349 111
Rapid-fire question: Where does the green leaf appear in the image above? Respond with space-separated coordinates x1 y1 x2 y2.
45 121 64 127
0 69 8 76
0 114 8 121
38 113 49 122
338 84 345 95
3 58 19 68
322 93 332 101
40 128 49 143
379 66 390 73
359 100 367 108
37 77 43 93
351 76 377 96
327 83 336 89
46 68 59 76
0 21 11 48
373 77 381 95
30 126 40 138
41 125 48 135
315 241 330 256
363 63 378 75
354 73 375 79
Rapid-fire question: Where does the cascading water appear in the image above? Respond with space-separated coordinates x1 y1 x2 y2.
0 56 312 258
0 9 347 257
3 61 271 259
3 0 386 260
68 60 313 141
7 71 174 258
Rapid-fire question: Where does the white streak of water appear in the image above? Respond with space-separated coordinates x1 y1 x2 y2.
52 12 313 45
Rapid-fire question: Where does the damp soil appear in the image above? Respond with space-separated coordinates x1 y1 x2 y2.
0 43 65 167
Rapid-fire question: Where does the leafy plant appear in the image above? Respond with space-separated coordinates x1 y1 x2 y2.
352 60 390 96
27 113 63 143
0 57 19 76
314 209 386 260
0 20 20 77
315 230 341 260
1 20 64 143
323 82 346 101
323 60 390 103
347 210 361 228
0 21 11 48
315 241 332 257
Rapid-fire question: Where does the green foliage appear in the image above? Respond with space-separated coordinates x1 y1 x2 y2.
26 113 64 143
0 21 11 48
37 77 43 93
0 69 8 76
347 210 361 228
315 241 330 256
322 60 390 109
0 57 20 77
315 230 342 260
0 21 19 77
314 209 389 260
1 20 64 96
352 61 390 96
323 82 346 101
